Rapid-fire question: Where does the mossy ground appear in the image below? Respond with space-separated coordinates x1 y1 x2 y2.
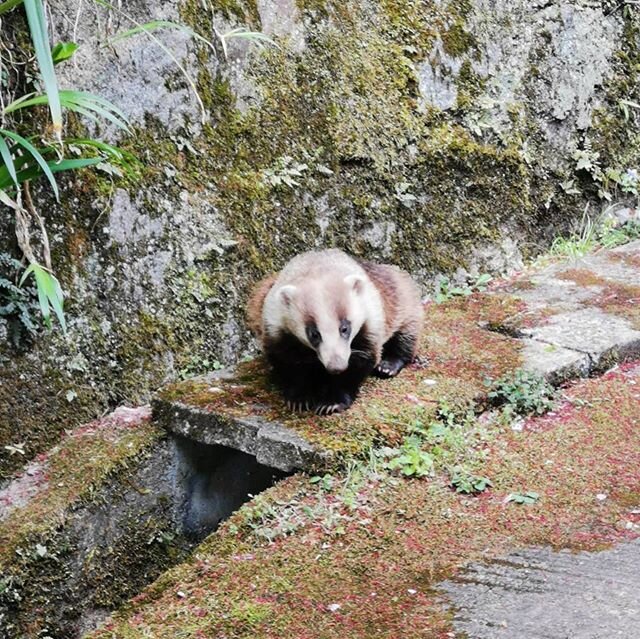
159 292 528 461
0 407 161 566
92 363 640 639
0 408 189 638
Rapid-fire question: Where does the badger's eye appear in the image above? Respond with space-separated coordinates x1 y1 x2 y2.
339 319 351 339
306 324 322 347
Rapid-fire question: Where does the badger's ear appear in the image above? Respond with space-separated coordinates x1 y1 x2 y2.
278 285 297 307
344 274 365 294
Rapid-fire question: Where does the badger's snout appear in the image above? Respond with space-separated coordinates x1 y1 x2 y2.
325 360 348 374
320 352 350 375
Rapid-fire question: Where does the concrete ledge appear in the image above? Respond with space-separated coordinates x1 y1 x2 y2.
153 397 329 472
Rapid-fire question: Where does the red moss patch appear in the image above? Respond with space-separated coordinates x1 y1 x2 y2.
607 251 640 270
557 268 640 328
92 365 640 639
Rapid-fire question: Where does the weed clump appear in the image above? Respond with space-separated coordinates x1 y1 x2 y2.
485 369 556 416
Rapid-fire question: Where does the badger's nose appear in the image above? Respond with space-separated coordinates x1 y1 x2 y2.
325 358 349 375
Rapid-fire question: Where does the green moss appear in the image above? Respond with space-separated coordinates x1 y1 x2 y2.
442 20 477 58
454 59 486 109
0 411 162 564
180 0 260 28
92 365 640 638
591 9 640 172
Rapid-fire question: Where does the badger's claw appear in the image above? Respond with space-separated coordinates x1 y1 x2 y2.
315 402 348 416
285 399 312 413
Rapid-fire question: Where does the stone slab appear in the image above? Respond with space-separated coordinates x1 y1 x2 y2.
440 539 640 639
153 398 328 473
521 308 640 369
521 339 591 383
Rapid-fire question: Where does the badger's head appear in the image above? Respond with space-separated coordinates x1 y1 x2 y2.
268 273 380 374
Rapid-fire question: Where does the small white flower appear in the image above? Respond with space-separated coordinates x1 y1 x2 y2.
327 603 341 612
407 589 417 595
596 493 608 501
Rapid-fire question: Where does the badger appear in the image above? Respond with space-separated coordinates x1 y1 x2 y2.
247 249 423 415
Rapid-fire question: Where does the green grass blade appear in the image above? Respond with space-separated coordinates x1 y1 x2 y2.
60 90 129 123
61 94 129 130
109 20 192 42
23 0 63 139
0 0 23 17
0 134 18 186
5 91 130 131
13 156 102 186
1 129 59 199
3 92 44 113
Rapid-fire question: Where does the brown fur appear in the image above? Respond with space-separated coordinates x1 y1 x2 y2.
246 274 277 340
359 260 423 358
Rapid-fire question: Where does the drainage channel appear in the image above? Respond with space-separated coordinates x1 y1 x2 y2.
0 432 287 639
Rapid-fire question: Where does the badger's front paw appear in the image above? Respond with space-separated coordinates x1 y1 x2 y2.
373 358 406 378
314 391 354 416
314 402 349 416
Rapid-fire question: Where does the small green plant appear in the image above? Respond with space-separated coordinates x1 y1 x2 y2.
178 356 224 380
486 369 555 416
571 140 639 202
550 207 640 259
435 273 492 303
0 253 39 347
506 491 540 505
309 473 334 491
263 155 309 188
384 436 434 477
450 467 492 495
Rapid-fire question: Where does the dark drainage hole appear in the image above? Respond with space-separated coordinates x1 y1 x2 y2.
478 320 525 339
173 434 289 540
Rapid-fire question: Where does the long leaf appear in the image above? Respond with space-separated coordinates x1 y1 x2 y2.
0 156 102 192
0 134 17 186
20 262 66 332
6 91 129 131
23 0 63 140
11 157 102 189
60 90 129 123
1 129 59 198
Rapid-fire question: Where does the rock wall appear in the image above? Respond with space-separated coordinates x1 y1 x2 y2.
1 0 639 479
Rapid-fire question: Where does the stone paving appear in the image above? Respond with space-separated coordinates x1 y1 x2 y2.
441 539 640 639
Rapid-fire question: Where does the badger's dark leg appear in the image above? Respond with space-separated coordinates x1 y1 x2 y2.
264 333 323 412
266 329 377 415
314 327 378 415
373 331 417 378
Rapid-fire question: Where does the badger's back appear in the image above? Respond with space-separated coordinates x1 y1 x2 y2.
358 259 423 354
